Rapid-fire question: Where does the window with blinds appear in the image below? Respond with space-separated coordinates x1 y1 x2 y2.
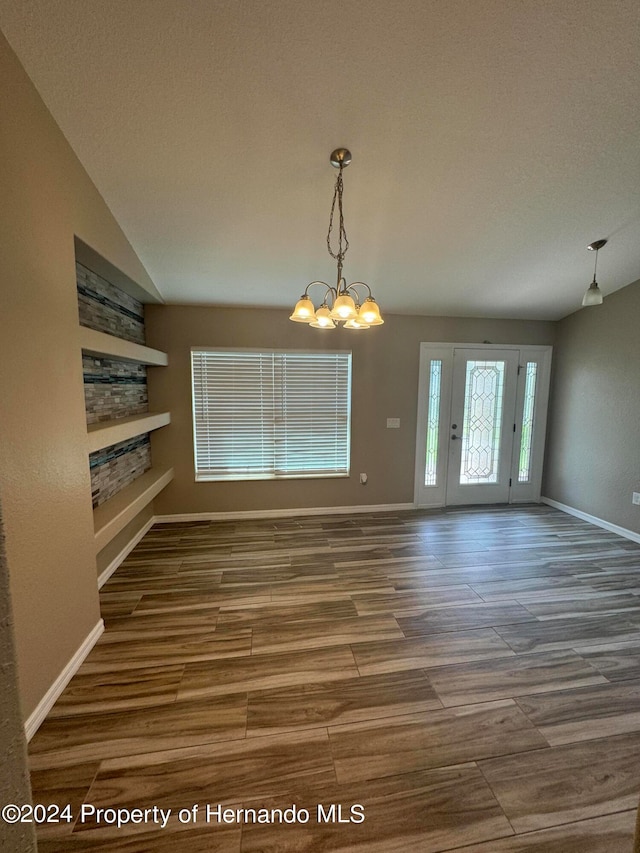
191 349 352 481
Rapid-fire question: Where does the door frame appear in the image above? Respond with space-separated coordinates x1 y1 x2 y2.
413 343 552 508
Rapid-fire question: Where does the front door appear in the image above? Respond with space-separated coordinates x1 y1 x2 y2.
414 344 552 507
445 349 519 504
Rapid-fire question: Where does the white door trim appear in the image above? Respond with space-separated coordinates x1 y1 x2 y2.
414 343 552 508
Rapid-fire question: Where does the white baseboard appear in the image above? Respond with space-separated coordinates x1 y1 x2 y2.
98 516 156 589
541 497 640 546
154 502 415 524
25 619 104 741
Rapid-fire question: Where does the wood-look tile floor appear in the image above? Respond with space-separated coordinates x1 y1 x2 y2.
28 506 640 851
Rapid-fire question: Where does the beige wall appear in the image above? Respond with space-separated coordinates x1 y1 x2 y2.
146 305 555 515
544 277 640 534
0 507 36 852
0 32 160 720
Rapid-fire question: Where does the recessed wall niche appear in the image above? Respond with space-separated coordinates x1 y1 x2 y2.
74 239 172 580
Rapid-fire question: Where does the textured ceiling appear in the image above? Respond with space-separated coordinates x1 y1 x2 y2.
1 0 639 319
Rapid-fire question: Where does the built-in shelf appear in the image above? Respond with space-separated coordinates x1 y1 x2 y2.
75 237 164 305
79 326 168 366
93 466 174 553
87 412 171 454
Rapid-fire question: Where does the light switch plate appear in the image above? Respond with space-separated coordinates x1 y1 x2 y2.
386 417 400 428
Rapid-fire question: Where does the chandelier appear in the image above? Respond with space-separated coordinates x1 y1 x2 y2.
289 148 384 330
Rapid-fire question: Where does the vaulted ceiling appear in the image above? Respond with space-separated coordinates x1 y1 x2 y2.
1 0 639 319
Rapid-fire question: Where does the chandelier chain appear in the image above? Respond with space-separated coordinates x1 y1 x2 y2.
326 164 349 265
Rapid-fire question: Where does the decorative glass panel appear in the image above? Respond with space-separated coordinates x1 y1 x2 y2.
424 360 442 486
518 362 538 483
459 360 505 485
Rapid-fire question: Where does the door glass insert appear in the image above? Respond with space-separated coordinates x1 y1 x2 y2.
459 360 505 485
518 362 538 483
424 359 442 486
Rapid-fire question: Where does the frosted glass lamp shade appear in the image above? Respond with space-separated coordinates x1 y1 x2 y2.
290 296 315 322
582 281 603 307
310 305 336 328
358 298 384 325
343 317 370 330
330 293 358 320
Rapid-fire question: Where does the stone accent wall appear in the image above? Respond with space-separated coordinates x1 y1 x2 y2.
83 355 148 424
78 262 153 508
90 435 151 509
77 262 146 344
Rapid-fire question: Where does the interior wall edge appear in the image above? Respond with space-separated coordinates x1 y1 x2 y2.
23 619 104 741
0 502 36 852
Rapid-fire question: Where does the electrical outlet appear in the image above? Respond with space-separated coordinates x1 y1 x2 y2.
633 492 640 506
360 473 368 485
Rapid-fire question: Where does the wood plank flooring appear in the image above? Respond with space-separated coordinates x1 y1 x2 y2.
28 505 640 851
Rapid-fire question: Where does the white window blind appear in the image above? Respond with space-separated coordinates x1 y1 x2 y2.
191 349 352 481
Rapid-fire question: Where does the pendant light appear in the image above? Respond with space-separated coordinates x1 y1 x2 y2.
582 239 607 307
290 148 384 330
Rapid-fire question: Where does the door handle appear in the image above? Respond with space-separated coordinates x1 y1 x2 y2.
451 434 461 440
